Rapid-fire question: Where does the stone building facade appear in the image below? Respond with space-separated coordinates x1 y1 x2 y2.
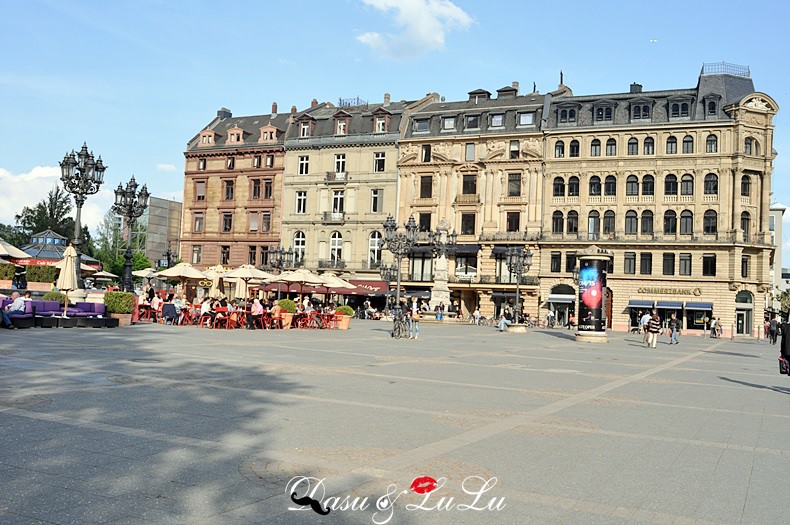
539 64 778 336
181 106 291 269
397 84 546 318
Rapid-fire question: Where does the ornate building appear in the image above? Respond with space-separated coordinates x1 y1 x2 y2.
181 106 291 269
397 84 546 317
540 64 778 336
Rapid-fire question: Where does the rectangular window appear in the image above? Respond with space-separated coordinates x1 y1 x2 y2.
248 246 257 265
224 180 234 200
332 190 345 213
373 152 385 172
249 213 259 232
663 253 675 275
375 116 386 132
266 154 274 168
410 255 433 281
298 156 309 175
220 246 230 265
195 181 206 201
442 116 455 130
252 179 261 199
418 212 431 232
296 191 307 214
193 213 204 233
490 114 504 127
260 246 269 267
414 119 429 132
264 180 272 199
421 145 431 162
679 253 692 276
741 255 750 278
508 173 521 196
222 213 233 232
550 252 561 272
506 212 520 232
334 154 346 173
253 155 261 168
336 120 347 135
198 158 206 170
300 122 310 137
191 245 202 264
624 252 636 274
461 213 476 235
462 173 477 194
465 115 480 129
565 251 577 273
261 211 271 232
371 189 382 213
455 255 478 275
226 157 235 170
640 253 652 275
509 140 520 159
420 176 432 198
518 112 534 126
702 254 716 276
465 143 475 161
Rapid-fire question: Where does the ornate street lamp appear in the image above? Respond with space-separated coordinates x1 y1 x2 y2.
59 143 106 290
506 245 534 323
382 215 417 312
428 221 458 258
270 245 294 299
161 241 174 269
111 176 150 292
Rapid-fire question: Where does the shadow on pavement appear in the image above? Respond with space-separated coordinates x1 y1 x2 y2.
719 376 790 395
705 350 761 359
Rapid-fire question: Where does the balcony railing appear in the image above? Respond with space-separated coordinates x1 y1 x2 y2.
325 172 348 183
318 259 346 269
322 211 346 223
455 193 480 204
478 231 541 242
540 230 771 245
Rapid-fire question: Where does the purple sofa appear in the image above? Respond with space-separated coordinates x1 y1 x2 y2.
1 298 35 328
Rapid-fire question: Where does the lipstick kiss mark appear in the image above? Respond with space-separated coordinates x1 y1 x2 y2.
410 476 438 494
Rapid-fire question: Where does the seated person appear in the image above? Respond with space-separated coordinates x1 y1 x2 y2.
2 291 27 329
247 299 264 329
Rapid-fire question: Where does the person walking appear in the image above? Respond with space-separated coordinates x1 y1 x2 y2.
472 306 481 325
769 316 779 345
410 297 420 339
546 309 555 328
640 310 652 343
668 313 680 345
646 311 661 348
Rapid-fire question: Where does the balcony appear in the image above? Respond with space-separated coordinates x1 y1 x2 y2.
455 193 480 204
318 259 346 269
703 194 718 202
413 197 436 207
494 275 539 285
449 273 477 283
325 171 348 183
539 230 771 246
479 231 541 242
322 211 346 224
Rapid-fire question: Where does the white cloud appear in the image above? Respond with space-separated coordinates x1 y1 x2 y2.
357 0 473 58
156 163 177 172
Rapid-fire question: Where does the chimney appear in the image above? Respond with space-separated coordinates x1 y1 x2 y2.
290 105 297 114
271 102 278 115
630 82 642 93
311 98 318 108
512 81 519 91
383 93 391 106
217 107 232 119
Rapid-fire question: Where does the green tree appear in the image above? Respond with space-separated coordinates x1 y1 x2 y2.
93 210 121 269
781 290 790 314
14 186 75 238
0 223 26 247
108 251 151 277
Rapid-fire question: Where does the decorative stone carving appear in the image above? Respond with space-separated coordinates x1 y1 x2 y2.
745 97 769 111
522 138 541 158
728 282 740 291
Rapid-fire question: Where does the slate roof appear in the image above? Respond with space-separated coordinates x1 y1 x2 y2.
186 110 294 152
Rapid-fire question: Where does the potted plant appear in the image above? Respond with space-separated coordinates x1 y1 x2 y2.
278 299 297 329
104 291 136 326
335 305 354 330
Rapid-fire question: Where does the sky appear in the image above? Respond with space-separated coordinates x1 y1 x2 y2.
1 0 789 260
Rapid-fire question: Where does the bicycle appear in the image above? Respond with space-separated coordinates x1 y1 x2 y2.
391 307 410 339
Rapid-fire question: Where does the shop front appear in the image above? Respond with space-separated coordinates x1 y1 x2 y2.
547 284 575 327
684 302 713 333
735 291 754 336
657 301 683 328
627 300 655 330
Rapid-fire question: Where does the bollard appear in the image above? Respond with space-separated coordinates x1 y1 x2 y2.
731 323 735 341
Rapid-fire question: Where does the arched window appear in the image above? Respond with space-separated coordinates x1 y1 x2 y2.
641 211 654 235
604 107 612 120
671 104 680 118
704 173 718 195
560 109 568 123
569 140 580 157
741 211 751 241
681 174 694 195
552 211 564 234
663 210 677 234
682 135 694 154
588 211 600 239
330 231 343 263
707 101 716 115
625 210 638 234
568 109 576 122
633 106 641 120
642 105 650 119
368 231 383 267
553 177 565 197
680 210 693 234
605 138 617 156
589 176 601 196
603 210 615 234
741 175 751 197
735 290 753 304
744 137 753 155
595 107 604 121
293 231 306 262
628 138 638 155
665 174 678 195
680 103 689 117
604 175 617 196
666 136 677 154
753 140 761 156
626 175 639 196
706 134 718 153
554 140 565 158
644 137 655 155
567 211 579 234
703 210 718 234
590 139 601 156
568 176 580 196
642 175 655 195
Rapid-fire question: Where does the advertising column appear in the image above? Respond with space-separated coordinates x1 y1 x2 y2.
575 246 613 343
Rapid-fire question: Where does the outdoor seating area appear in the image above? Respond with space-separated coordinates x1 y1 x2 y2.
0 297 117 329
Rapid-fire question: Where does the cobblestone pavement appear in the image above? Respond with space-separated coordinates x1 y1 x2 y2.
1 321 788 524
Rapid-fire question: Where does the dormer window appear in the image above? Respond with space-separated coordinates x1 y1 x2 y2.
336 119 348 135
708 101 716 115
198 130 215 147
259 125 278 144
300 122 310 137
465 115 480 129
442 116 455 130
414 119 429 132
632 105 650 120
490 114 504 127
595 107 613 122
375 116 386 132
518 112 534 126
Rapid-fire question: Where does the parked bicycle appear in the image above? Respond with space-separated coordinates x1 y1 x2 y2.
391 306 409 339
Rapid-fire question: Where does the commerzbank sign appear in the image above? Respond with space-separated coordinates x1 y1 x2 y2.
637 287 702 296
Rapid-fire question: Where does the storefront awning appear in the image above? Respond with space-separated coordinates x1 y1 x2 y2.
685 302 713 310
491 292 517 300
454 244 480 255
657 301 683 309
491 246 509 256
410 246 433 254
548 294 575 304
404 289 431 299
346 279 389 294
627 300 655 308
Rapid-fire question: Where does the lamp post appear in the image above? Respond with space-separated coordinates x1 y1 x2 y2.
270 245 293 300
59 143 106 290
506 245 533 324
161 241 174 269
111 176 150 292
382 215 417 310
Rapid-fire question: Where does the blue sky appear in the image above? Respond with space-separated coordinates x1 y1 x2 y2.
1 0 788 259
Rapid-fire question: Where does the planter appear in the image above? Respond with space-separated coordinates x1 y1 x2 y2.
336 315 351 330
282 312 294 330
110 313 133 327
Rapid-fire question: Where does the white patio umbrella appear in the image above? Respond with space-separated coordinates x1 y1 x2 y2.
204 265 229 298
0 237 31 260
132 267 162 284
223 265 275 300
155 262 208 291
55 244 79 317
265 268 327 297
91 270 119 281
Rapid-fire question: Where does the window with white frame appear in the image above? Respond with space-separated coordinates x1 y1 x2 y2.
330 231 343 262
490 114 504 127
442 116 455 130
300 122 310 137
293 231 306 262
296 191 307 214
298 155 309 175
371 189 382 213
192 245 202 264
334 154 346 173
332 190 345 213
373 152 385 172
368 232 382 268
518 112 534 126
375 116 386 132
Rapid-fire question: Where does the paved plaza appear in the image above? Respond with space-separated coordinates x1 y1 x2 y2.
1 321 789 524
